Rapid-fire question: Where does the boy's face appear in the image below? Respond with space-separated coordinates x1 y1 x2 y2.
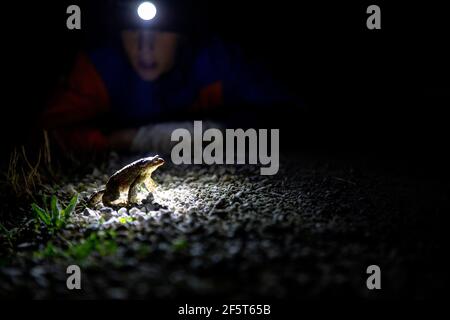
121 29 179 81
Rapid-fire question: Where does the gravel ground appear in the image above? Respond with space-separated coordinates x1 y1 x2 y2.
0 153 447 299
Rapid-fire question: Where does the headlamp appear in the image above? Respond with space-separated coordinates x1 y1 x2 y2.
115 0 196 33
137 2 157 21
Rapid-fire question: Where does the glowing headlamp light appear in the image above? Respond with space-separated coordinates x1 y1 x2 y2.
137 2 157 21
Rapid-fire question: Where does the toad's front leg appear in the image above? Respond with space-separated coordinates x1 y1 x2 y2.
144 177 158 192
127 178 143 205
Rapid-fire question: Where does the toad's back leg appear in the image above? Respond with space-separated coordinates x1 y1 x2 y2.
102 185 121 206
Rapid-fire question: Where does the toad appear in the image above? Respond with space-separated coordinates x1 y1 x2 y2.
89 155 165 206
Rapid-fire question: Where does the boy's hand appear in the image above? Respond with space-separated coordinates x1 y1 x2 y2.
130 121 224 155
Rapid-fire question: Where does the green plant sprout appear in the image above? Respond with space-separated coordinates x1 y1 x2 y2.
32 194 78 233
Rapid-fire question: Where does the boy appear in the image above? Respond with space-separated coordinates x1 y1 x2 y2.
42 1 297 154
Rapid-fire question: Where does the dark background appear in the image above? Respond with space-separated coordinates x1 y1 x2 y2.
0 0 449 301
1 0 449 176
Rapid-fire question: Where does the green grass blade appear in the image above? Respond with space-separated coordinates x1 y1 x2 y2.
42 194 49 217
32 203 51 225
62 194 78 219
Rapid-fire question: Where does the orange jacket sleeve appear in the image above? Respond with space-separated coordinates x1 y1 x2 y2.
42 52 110 152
